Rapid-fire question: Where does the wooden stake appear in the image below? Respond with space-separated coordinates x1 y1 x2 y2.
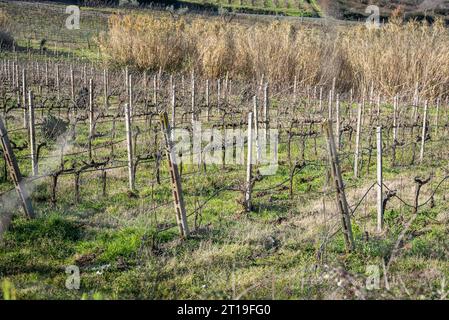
293 76 297 105
70 66 75 102
56 64 60 100
171 83 176 129
324 120 355 252
124 66 128 94
124 103 135 191
153 74 157 107
205 79 210 121
335 93 340 150
191 71 195 125
88 78 94 161
22 68 27 129
0 116 35 219
434 97 440 137
377 126 383 232
45 61 48 87
128 74 133 117
319 87 323 113
419 100 428 163
159 111 189 238
217 79 221 110
393 96 398 143
354 102 363 178
246 112 253 212
263 83 269 141
103 68 108 110
28 90 37 176
253 96 260 163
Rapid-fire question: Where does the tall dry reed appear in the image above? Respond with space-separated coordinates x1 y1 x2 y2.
98 13 449 97
342 18 449 98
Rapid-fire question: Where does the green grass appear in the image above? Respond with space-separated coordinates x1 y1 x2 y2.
0 95 447 299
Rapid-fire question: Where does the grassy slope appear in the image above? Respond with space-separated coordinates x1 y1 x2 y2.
327 0 449 21
177 0 321 17
0 1 448 300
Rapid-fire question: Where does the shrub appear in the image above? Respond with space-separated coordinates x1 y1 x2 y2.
41 115 69 141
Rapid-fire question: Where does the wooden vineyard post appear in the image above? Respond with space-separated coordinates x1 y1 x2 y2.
324 120 355 252
349 88 353 118
319 87 323 113
128 74 133 117
191 71 195 125
377 126 383 232
124 66 128 95
10 61 14 90
56 64 60 100
332 77 336 101
392 96 398 166
103 68 108 110
419 100 428 164
28 90 37 176
153 75 158 107
45 61 49 87
245 112 253 212
393 96 398 142
15 65 19 102
22 68 27 129
253 96 260 163
159 111 189 238
171 83 176 130
434 97 440 137
0 116 35 219
70 66 75 102
217 79 221 111
82 65 87 86
354 102 363 178
376 94 381 125
412 82 419 123
88 78 94 161
263 83 269 141
293 76 297 105
205 79 210 121
335 93 340 150
124 103 135 191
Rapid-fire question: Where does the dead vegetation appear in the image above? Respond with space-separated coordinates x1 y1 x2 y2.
99 13 449 98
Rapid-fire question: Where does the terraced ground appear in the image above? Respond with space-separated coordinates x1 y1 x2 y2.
331 0 449 21
177 0 321 17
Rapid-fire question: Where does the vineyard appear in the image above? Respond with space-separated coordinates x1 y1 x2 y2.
0 1 448 300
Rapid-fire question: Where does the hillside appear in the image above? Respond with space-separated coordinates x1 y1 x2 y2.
319 0 449 21
9 0 449 21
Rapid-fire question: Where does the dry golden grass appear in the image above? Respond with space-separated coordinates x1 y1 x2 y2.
342 18 449 98
99 14 195 72
98 13 449 97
